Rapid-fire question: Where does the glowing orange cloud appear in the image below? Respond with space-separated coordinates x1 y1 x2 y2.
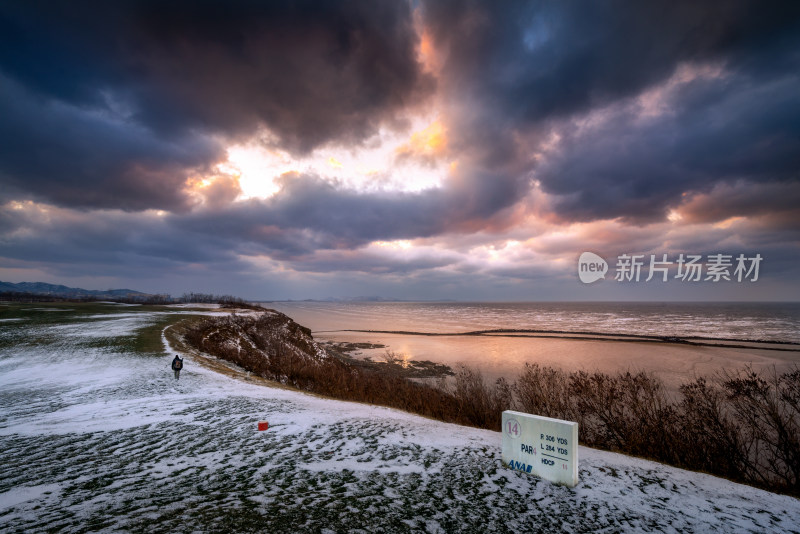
396 119 447 162
417 29 438 73
184 174 242 208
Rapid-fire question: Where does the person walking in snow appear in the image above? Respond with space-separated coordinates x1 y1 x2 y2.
171 355 184 380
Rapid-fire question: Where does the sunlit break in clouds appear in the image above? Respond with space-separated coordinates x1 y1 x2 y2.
0 1 799 301
219 116 449 201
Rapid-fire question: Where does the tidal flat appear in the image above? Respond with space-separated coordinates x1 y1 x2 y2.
270 301 800 391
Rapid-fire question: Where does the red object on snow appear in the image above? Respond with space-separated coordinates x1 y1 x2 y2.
257 421 269 431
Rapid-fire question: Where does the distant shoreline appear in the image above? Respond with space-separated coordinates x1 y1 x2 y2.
314 328 800 352
259 299 800 304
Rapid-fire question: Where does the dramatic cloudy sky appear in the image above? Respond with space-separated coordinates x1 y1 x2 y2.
1 0 798 301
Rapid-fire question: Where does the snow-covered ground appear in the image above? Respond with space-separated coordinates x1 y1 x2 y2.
1 308 798 533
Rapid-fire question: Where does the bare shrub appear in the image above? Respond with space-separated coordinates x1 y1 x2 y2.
676 377 748 478
721 366 800 493
515 363 574 421
444 365 513 430
567 370 679 461
381 349 404 365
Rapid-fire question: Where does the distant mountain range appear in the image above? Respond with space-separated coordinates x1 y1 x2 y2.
0 282 450 303
0 281 152 299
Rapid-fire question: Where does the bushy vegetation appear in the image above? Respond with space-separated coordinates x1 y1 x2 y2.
515 363 800 496
185 312 799 496
179 292 259 308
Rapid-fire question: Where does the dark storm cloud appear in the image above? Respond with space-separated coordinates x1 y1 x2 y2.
537 71 800 223
171 167 531 260
0 203 252 278
0 0 431 210
174 174 448 255
0 173 451 275
0 193 456 280
677 181 800 226
423 0 800 224
1 0 799 295
0 75 221 211
3 0 796 226
0 0 430 152
425 0 800 125
287 249 455 275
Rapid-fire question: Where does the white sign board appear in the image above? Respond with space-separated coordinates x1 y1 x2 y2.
502 410 579 487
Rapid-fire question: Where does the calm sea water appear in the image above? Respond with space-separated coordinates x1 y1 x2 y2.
266 301 800 387
267 301 800 343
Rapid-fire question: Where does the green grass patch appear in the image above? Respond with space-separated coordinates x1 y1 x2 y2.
0 301 211 356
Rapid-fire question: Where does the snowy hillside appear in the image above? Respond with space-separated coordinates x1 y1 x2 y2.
0 305 798 532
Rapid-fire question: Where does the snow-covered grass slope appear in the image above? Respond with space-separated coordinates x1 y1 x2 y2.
0 304 798 533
